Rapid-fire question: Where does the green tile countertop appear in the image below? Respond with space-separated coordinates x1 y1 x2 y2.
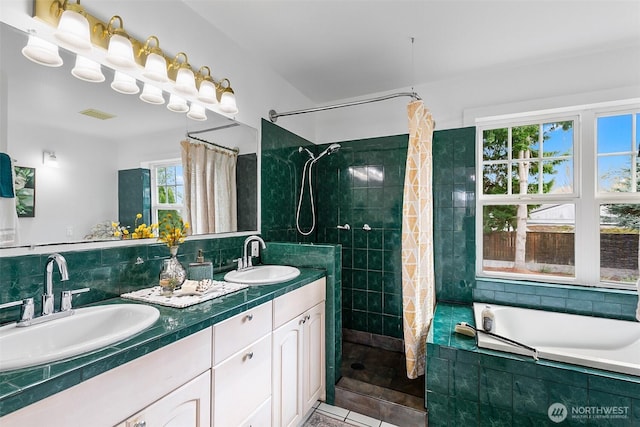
0 268 325 417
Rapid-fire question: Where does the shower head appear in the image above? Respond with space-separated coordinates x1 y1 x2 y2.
298 146 314 159
317 143 341 159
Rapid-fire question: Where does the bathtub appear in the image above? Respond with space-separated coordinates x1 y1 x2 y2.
472 302 640 376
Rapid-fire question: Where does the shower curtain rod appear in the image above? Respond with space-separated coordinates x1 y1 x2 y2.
186 129 239 154
268 91 422 123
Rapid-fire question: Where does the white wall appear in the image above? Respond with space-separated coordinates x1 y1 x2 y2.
313 43 640 143
8 120 117 245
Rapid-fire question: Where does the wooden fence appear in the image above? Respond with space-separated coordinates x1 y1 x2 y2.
483 232 639 270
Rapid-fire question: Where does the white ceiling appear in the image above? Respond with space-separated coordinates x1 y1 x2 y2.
184 0 640 104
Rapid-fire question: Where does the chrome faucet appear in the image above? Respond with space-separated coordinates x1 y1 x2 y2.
43 253 69 316
236 235 266 270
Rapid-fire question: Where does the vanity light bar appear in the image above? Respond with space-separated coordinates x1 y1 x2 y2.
32 0 237 105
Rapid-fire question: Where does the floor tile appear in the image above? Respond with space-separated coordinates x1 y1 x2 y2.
347 411 382 427
318 402 350 419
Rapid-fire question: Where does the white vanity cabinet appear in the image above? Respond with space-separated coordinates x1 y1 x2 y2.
272 279 326 427
212 301 273 426
117 370 211 427
1 328 212 426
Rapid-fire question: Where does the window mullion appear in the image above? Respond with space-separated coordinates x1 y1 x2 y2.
575 111 599 286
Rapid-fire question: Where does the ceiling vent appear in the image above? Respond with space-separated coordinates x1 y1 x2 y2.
79 109 116 120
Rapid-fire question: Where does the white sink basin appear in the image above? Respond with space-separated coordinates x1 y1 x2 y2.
0 304 159 372
224 265 301 285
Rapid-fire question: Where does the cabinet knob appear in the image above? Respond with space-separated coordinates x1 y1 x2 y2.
246 351 254 360
246 313 254 321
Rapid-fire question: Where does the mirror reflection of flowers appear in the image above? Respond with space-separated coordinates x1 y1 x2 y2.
131 213 157 239
111 214 158 239
158 213 190 247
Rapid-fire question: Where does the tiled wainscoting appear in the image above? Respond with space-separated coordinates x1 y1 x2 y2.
426 304 640 426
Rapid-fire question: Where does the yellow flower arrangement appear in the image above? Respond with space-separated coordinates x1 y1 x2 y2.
157 213 190 247
111 214 158 240
131 213 158 239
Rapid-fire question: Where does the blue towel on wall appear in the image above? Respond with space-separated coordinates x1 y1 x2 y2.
0 153 15 198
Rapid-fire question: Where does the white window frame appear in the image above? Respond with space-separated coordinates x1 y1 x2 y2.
146 158 186 226
476 103 640 290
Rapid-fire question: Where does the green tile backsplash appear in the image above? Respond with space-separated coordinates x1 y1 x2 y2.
0 236 247 324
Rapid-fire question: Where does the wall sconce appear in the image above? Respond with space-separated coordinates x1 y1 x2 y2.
111 70 139 94
187 103 207 121
139 36 168 83
53 0 92 52
71 55 105 82
170 52 197 97
196 66 218 104
22 32 63 67
167 93 188 113
96 16 136 69
139 83 164 105
218 78 238 115
43 151 59 167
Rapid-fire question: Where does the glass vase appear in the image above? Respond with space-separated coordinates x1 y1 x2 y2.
158 246 187 295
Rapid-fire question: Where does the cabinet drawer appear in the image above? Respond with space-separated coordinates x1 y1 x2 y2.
273 278 326 329
213 334 272 427
213 301 272 365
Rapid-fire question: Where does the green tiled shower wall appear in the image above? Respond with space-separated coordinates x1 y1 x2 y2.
0 236 249 324
261 119 317 243
314 135 409 339
263 242 341 404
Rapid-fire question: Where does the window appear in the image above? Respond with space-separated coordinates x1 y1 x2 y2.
149 160 186 226
477 105 639 289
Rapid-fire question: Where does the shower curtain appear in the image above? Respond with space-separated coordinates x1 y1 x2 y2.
181 140 238 234
401 100 435 379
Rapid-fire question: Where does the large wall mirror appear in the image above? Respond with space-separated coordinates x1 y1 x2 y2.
0 22 259 251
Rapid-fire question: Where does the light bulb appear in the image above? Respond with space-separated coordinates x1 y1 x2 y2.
111 71 139 94
187 103 207 121
71 56 105 83
167 94 188 113
139 83 165 105
21 35 63 67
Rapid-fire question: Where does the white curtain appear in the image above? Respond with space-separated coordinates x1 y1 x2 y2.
401 100 435 379
181 140 237 234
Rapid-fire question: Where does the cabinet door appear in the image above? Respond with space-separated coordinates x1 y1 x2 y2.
272 315 304 427
213 333 272 427
303 302 326 414
119 370 211 427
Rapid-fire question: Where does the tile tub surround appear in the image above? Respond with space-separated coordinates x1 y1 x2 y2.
426 303 640 426
0 268 325 417
475 278 640 321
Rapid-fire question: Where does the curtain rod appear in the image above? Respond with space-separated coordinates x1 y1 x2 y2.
185 132 239 154
268 91 422 123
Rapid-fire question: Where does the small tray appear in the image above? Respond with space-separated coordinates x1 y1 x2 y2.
121 280 248 309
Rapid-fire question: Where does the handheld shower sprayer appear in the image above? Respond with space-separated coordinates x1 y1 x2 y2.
296 143 342 235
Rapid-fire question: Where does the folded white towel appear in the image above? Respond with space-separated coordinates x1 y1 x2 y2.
0 196 18 246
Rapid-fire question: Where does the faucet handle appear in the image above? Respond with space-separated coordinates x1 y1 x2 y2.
0 298 34 323
233 257 245 270
60 287 90 312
